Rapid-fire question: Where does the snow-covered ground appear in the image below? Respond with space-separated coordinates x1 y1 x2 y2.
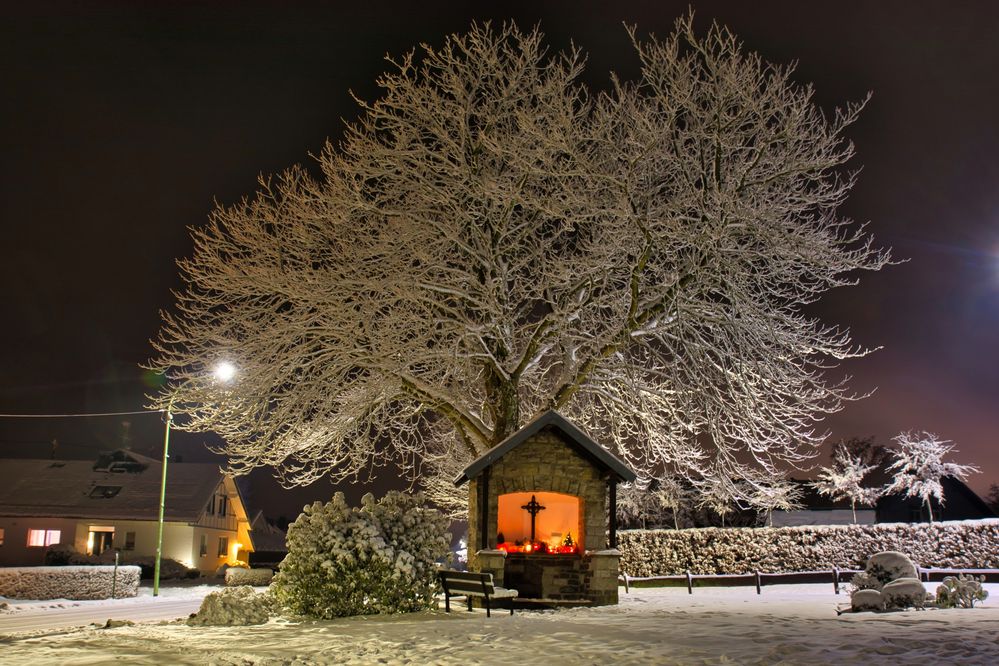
2 584 998 665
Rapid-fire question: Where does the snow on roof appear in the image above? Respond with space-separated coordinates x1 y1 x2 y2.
0 450 223 523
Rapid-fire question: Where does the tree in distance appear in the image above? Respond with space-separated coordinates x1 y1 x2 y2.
149 15 889 513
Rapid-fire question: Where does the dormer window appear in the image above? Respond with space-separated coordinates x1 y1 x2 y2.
89 485 122 499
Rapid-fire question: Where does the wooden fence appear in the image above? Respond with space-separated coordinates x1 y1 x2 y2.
620 567 999 595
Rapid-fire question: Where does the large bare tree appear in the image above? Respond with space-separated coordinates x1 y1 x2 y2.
150 17 889 513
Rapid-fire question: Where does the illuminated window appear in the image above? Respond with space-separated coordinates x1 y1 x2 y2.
0 527 4 546
217 536 228 557
27 529 61 547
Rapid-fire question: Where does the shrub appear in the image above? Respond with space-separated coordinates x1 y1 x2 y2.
881 578 929 610
271 491 451 619
0 566 141 600
225 567 274 586
936 575 989 609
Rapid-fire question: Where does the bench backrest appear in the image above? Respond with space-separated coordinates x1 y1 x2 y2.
439 570 495 596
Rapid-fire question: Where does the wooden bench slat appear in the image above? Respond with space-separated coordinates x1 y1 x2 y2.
438 570 516 618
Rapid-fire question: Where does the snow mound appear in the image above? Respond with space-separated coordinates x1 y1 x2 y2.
186 586 274 626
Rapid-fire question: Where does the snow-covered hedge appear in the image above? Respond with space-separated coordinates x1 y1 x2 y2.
225 567 274 587
619 520 999 576
272 491 451 619
0 565 141 600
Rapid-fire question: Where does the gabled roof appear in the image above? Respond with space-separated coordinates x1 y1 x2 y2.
453 410 636 486
0 449 224 523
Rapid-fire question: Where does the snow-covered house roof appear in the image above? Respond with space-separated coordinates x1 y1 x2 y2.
0 449 225 523
453 410 636 486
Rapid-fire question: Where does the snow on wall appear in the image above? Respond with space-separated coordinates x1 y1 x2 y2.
619 520 999 576
0 565 141 600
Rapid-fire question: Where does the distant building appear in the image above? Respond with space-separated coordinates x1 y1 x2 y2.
876 476 996 524
774 476 995 527
246 510 288 569
0 449 253 573
771 481 876 527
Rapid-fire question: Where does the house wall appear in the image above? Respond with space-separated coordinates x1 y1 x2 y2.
0 516 244 573
0 516 79 566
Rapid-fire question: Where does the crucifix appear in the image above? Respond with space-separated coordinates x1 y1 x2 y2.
521 494 547 542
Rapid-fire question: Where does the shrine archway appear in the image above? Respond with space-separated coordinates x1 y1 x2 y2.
496 491 581 552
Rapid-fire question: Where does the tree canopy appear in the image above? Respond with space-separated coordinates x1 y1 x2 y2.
150 16 889 513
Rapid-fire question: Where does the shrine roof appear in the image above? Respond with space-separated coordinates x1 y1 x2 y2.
453 410 636 486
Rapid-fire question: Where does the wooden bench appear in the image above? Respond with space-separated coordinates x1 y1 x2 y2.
438 570 518 617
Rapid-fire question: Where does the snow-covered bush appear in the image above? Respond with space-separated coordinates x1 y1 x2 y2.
0 566 140 600
850 588 884 611
865 551 917 586
936 575 988 609
849 572 882 593
187 586 275 626
619 520 999 575
272 491 450 619
881 578 929 610
41 546 197 580
225 567 273 586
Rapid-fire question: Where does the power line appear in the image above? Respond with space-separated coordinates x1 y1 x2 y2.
0 409 164 419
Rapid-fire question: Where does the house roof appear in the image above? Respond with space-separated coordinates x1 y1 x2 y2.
248 510 288 552
0 450 224 523
453 410 636 486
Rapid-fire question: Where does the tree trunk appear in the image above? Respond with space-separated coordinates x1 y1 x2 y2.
484 367 520 446
851 501 857 524
926 500 934 523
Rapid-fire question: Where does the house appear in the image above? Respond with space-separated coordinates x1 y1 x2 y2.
0 449 253 573
876 476 996 523
246 510 288 569
771 480 876 527
773 476 995 527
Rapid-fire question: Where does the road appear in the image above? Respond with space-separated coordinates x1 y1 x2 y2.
0 594 206 634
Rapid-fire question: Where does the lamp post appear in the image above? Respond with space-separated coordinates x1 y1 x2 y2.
153 361 236 597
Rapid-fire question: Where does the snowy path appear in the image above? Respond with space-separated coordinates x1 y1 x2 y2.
0 584 217 634
0 596 202 633
2 584 999 664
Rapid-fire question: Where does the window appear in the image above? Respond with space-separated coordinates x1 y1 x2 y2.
89 485 122 499
0 527 4 546
207 497 215 516
217 536 228 558
218 495 228 517
123 531 136 550
200 534 208 557
27 529 61 547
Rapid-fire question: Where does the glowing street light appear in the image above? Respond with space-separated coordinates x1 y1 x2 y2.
153 362 236 596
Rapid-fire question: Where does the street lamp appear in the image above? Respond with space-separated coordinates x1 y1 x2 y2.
153 362 236 597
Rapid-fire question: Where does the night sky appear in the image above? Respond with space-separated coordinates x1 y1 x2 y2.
2 1 997 517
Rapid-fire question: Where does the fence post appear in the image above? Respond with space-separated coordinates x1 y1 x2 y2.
112 551 119 599
833 566 839 595
686 570 693 595
754 571 761 595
